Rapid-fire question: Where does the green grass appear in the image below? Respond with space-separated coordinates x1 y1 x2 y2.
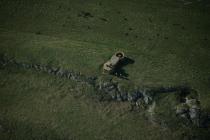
0 0 210 139
0 67 188 140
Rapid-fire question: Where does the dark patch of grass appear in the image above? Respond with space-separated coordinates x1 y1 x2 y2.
99 17 108 22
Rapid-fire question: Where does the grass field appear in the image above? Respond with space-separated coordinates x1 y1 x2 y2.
0 0 210 139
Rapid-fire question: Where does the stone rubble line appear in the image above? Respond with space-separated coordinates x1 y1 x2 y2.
0 54 206 127
0 55 191 104
0 56 195 104
0 55 97 84
0 55 194 104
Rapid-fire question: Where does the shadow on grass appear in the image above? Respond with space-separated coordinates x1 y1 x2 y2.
112 57 135 80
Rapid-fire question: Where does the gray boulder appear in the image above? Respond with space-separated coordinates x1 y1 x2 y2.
176 103 189 116
136 98 146 109
56 69 65 77
189 105 201 125
185 98 197 107
142 90 152 104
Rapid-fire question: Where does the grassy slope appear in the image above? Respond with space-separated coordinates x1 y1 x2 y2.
0 67 185 140
0 0 210 139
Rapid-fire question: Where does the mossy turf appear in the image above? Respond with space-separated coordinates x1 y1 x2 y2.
0 0 210 139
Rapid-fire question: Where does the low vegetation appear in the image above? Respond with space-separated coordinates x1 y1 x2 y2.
0 0 210 139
